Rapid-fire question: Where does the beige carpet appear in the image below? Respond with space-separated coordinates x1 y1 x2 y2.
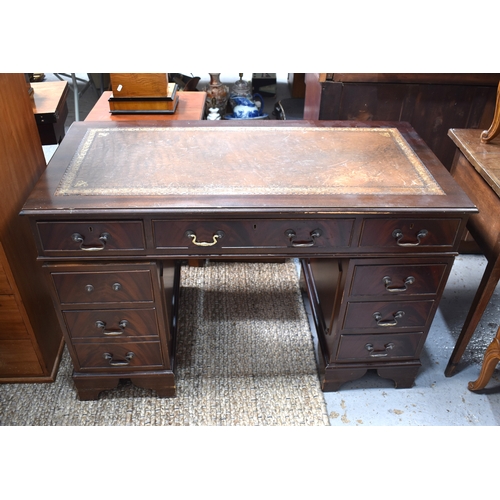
0 260 329 426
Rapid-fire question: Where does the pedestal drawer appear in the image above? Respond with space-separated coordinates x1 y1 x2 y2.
343 300 434 331
349 263 448 297
359 218 462 250
336 332 424 361
74 341 164 370
52 269 154 305
63 308 159 340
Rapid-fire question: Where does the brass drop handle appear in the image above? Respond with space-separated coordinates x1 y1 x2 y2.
96 319 129 335
383 275 415 292
103 351 135 366
185 230 224 246
373 310 405 327
392 229 428 247
365 342 395 357
72 232 111 251
285 229 322 247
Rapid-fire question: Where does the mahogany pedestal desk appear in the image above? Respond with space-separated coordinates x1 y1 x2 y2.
445 128 500 390
21 121 475 400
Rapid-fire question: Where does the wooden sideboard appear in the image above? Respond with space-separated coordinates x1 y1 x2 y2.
0 74 64 382
305 74 500 170
21 120 475 399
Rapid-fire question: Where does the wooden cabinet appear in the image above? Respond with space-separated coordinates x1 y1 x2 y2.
0 74 64 381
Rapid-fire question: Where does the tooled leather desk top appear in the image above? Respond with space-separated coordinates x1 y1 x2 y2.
55 126 442 197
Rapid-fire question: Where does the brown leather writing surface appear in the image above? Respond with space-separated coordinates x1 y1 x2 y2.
55 126 443 197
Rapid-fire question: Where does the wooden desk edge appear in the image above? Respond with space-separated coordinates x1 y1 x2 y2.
448 128 500 199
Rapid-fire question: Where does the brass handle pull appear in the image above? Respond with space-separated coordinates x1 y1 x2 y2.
392 229 428 247
185 230 224 247
72 232 111 251
373 310 405 327
103 351 134 366
365 342 395 357
383 275 415 293
285 229 322 247
96 319 129 335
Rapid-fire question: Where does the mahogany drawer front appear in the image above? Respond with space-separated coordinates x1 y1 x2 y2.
343 300 434 331
74 341 164 370
349 263 448 297
51 269 154 305
63 308 159 340
359 218 462 249
36 221 145 254
152 219 354 252
336 332 423 361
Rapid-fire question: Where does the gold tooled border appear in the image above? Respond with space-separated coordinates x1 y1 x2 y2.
55 127 444 197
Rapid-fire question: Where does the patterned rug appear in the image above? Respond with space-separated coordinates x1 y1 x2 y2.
0 260 329 426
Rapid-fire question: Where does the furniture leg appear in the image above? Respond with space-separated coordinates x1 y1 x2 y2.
468 326 500 391
445 257 500 377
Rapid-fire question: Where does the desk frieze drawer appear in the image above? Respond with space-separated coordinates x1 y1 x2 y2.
74 341 164 370
359 218 462 250
152 219 354 252
63 309 159 340
36 221 145 254
349 263 448 298
336 332 424 361
51 269 154 305
343 300 434 331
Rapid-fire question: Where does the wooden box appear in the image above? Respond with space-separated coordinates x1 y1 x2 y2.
110 73 169 97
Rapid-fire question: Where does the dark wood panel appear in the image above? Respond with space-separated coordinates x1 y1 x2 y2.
318 75 499 169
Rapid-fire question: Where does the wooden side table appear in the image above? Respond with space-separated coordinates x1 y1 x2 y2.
30 81 69 145
445 128 500 389
85 91 206 121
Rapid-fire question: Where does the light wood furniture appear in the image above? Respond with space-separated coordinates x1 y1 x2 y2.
85 90 206 121
30 80 69 145
0 74 64 382
21 120 475 400
445 127 500 389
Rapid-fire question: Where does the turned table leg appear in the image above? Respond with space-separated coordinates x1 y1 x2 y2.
468 326 500 391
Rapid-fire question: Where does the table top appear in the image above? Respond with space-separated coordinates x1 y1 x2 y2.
85 90 206 121
448 128 500 198
22 120 476 216
30 81 69 115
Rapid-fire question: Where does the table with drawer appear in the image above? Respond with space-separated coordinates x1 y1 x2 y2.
21 121 476 399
